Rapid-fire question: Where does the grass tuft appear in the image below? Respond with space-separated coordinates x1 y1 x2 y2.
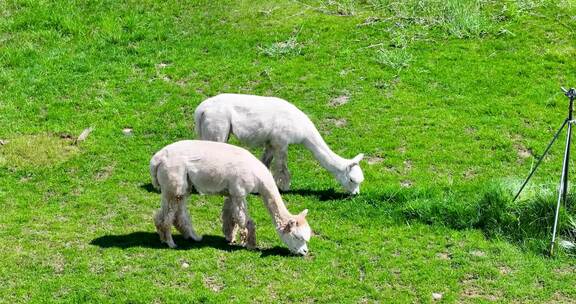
0 134 78 169
401 182 576 254
259 31 303 58
375 47 412 70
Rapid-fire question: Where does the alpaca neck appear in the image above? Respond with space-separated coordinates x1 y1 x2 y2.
302 126 347 175
259 178 292 228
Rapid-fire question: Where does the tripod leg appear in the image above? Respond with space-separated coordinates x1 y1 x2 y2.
562 124 572 202
513 119 568 202
551 121 572 255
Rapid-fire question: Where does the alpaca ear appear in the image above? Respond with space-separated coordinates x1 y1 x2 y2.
299 209 308 218
352 153 364 165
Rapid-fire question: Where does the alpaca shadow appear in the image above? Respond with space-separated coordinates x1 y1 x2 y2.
90 232 293 257
142 182 349 202
284 188 352 201
140 183 159 194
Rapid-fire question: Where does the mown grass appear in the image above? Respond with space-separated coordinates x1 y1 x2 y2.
1 0 576 303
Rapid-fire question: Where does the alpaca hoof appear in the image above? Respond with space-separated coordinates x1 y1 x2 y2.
167 242 177 249
246 243 257 250
191 235 203 242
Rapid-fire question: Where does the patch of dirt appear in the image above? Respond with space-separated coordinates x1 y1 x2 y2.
498 266 512 275
366 156 384 165
460 273 478 285
551 291 576 303
463 169 476 180
465 127 477 134
329 95 350 107
95 162 116 181
385 165 399 173
461 286 499 301
403 160 413 172
460 274 499 301
324 118 348 127
554 265 576 275
203 276 224 292
58 133 74 141
400 180 413 188
516 144 532 159
52 254 66 274
470 250 486 257
156 62 170 69
436 252 452 260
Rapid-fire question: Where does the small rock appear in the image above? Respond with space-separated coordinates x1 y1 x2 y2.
0 139 5 145
122 128 133 136
432 292 443 300
181 262 190 268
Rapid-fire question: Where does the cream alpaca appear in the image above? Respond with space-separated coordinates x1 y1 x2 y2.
194 93 365 194
150 140 311 255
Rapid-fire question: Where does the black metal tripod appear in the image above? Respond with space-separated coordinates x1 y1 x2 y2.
513 87 576 255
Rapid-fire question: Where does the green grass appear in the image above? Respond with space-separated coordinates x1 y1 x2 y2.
1 0 576 302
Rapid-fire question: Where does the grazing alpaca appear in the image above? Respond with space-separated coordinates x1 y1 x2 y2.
150 140 312 255
194 93 365 194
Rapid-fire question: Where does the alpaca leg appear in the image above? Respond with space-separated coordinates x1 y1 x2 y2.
261 144 274 168
245 218 256 249
154 194 177 248
174 197 202 242
222 197 239 243
232 197 256 249
272 145 291 191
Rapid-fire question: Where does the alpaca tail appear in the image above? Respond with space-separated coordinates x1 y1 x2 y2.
149 152 163 190
194 102 208 139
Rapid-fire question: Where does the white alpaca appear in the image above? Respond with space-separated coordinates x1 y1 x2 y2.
150 140 311 255
194 93 365 194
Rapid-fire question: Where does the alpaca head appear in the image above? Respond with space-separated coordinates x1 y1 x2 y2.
278 209 311 256
337 153 364 195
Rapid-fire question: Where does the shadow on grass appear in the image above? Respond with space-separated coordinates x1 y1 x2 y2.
283 188 352 201
140 183 159 194
140 181 351 202
90 232 293 257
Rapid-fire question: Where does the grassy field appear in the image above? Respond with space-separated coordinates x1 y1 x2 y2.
1 0 576 302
